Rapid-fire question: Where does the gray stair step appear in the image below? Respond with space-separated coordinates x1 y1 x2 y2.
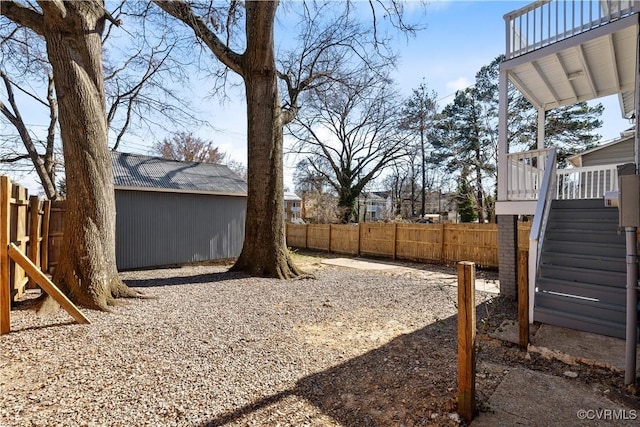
551 199 611 209
542 240 626 258
543 229 624 245
535 292 626 325
535 276 626 303
538 265 625 288
539 251 625 273
549 207 620 221
546 218 619 232
533 306 626 339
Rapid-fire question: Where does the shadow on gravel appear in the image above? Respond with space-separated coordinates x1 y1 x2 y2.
123 271 250 288
200 300 507 427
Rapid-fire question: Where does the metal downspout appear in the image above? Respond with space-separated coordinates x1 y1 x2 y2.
625 226 638 385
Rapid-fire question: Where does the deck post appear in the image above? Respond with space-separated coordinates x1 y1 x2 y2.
457 261 476 423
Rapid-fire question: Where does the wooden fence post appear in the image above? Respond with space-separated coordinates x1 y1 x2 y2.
28 196 40 286
41 200 51 273
328 224 332 253
1 176 11 334
518 250 530 349
392 223 397 260
304 224 308 249
457 261 476 423
357 223 362 257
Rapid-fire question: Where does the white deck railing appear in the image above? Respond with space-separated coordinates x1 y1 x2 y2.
505 0 639 59
555 163 619 199
508 148 620 201
507 148 550 200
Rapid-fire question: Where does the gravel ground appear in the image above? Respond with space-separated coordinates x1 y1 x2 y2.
1 255 509 426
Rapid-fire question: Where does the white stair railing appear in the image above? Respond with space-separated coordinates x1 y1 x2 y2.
528 147 557 323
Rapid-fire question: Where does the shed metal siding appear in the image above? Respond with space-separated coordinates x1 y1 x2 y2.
115 190 246 269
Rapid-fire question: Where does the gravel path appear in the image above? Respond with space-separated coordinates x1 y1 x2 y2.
0 259 498 426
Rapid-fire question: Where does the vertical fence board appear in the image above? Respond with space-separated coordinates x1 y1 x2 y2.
41 200 51 273
28 196 40 288
0 177 11 334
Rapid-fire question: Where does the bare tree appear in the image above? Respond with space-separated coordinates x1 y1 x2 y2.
401 82 438 217
153 0 421 276
0 1 204 193
288 70 408 223
154 131 226 163
0 69 60 199
1 0 141 309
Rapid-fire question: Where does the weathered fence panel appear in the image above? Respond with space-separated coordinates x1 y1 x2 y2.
286 223 307 248
47 200 66 273
329 224 359 255
360 223 395 258
396 224 444 262
1 176 57 334
307 224 331 251
286 221 533 268
443 224 498 268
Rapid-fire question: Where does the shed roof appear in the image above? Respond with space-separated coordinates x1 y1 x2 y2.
111 151 247 196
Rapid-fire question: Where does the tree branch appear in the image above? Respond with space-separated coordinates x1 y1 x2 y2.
0 1 45 36
153 0 243 76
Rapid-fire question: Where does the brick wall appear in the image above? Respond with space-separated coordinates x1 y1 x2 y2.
498 215 518 299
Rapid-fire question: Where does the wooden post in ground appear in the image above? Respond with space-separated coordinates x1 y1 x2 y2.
457 261 476 423
518 250 530 349
1 176 12 334
41 200 51 273
328 224 332 253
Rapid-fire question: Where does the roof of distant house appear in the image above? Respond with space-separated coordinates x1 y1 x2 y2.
284 192 302 201
111 151 247 196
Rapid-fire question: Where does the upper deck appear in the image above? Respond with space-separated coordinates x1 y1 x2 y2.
502 0 638 118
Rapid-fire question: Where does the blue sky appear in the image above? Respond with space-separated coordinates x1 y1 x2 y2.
3 0 632 193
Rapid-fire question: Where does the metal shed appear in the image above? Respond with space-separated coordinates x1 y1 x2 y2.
111 152 247 270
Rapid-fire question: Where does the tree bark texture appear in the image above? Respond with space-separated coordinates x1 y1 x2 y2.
229 1 302 278
38 1 137 309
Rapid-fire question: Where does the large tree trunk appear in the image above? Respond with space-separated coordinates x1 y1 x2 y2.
229 1 302 279
41 1 138 309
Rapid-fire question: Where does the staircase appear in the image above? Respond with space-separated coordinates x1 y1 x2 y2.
534 199 627 339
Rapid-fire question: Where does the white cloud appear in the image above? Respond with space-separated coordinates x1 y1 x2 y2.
445 76 472 92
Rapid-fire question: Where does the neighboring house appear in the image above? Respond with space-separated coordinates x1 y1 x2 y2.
111 152 247 270
495 1 638 341
358 191 390 221
567 129 635 168
283 192 302 222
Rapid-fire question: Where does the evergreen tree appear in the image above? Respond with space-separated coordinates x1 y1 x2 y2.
456 166 477 223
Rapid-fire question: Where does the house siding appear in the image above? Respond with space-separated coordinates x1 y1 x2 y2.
580 138 634 167
115 189 246 270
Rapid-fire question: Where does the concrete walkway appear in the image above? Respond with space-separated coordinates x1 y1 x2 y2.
472 367 638 426
474 322 640 426
321 257 500 294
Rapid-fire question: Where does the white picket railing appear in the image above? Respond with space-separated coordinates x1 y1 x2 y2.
555 164 619 199
505 0 639 59
508 148 620 201
507 148 550 200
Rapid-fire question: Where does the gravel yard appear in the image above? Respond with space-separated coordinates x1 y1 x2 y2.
1 254 515 426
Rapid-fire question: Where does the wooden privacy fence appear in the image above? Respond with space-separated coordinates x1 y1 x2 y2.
0 176 82 334
1 176 52 301
287 222 532 268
